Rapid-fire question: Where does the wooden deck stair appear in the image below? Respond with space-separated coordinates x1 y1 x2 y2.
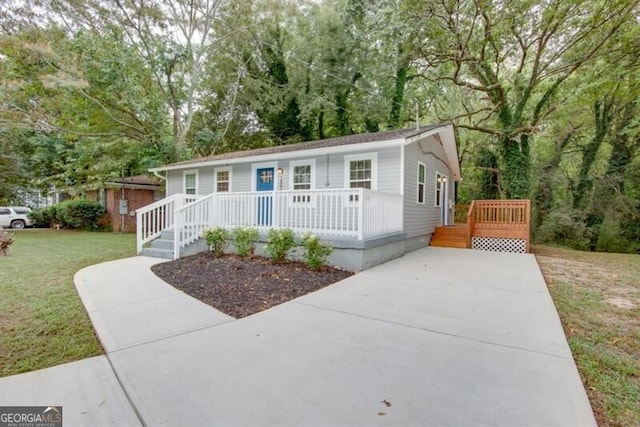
429 200 531 252
430 224 469 249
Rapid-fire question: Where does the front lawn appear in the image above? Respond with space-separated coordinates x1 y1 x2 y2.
0 230 135 377
533 245 640 427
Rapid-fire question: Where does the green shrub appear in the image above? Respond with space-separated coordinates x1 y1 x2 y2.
54 199 106 230
232 227 259 257
203 227 229 257
264 228 296 263
300 233 333 270
596 218 640 254
536 208 590 250
28 206 57 228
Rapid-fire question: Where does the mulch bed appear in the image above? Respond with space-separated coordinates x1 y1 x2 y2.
151 252 354 318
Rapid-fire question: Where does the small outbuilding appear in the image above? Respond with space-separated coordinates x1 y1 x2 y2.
89 175 163 233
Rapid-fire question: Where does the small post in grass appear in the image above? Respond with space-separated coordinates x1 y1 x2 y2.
0 227 14 256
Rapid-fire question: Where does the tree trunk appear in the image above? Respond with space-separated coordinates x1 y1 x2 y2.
500 133 531 199
604 102 636 192
475 145 501 200
588 101 636 230
533 133 573 229
335 90 350 136
317 109 325 140
573 100 611 210
388 57 408 129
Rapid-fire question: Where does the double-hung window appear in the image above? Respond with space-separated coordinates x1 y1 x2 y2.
435 172 444 207
183 170 198 195
344 153 377 202
349 160 372 189
215 167 231 192
290 160 315 203
417 162 426 204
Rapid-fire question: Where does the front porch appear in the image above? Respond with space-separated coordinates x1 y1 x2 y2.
137 189 404 262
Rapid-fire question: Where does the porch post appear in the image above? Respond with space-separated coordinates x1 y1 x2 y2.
357 188 364 240
173 208 181 260
136 211 143 254
272 190 279 228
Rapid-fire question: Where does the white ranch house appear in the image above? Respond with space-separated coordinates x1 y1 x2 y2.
138 125 461 271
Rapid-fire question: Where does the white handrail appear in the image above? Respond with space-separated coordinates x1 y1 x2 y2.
136 193 202 254
143 189 404 259
173 193 217 259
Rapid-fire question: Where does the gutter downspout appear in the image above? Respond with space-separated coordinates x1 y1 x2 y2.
153 171 168 198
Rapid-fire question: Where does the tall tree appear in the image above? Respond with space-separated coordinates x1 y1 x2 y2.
44 0 226 154
411 0 638 198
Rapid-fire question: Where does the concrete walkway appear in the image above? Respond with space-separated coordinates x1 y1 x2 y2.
0 248 596 426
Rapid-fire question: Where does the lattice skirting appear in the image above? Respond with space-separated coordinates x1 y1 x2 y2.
472 237 527 253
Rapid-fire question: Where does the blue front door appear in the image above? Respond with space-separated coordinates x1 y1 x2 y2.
256 167 274 226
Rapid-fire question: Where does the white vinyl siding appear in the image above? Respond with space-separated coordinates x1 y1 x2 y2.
232 163 252 192
166 170 182 195
318 148 399 192
165 147 402 197
403 135 453 238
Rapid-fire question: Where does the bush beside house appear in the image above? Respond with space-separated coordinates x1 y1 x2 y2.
30 200 106 230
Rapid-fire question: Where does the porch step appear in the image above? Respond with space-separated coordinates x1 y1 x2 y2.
430 225 469 249
142 233 208 260
142 235 175 259
160 229 175 240
142 247 173 259
149 238 173 250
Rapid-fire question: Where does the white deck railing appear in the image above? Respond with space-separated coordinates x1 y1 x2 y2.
139 189 403 259
135 193 201 254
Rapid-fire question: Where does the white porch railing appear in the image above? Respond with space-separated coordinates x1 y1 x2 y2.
135 193 202 254
139 189 403 259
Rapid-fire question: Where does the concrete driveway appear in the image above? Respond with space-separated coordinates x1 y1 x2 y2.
0 248 595 426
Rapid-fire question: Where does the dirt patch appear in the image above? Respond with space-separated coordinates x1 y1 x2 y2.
536 255 620 288
605 297 637 310
151 252 354 318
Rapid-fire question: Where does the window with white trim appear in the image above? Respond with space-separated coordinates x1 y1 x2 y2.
349 159 372 189
435 172 444 207
293 165 311 190
345 153 377 189
289 160 315 203
344 153 377 202
215 167 231 192
184 170 198 195
417 162 426 204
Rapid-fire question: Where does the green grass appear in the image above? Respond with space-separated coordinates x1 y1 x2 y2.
0 229 135 377
533 245 640 427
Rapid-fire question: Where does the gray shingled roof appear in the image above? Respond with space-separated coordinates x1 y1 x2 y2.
163 125 441 168
105 175 162 188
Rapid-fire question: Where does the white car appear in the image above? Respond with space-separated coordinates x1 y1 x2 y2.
0 207 33 229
